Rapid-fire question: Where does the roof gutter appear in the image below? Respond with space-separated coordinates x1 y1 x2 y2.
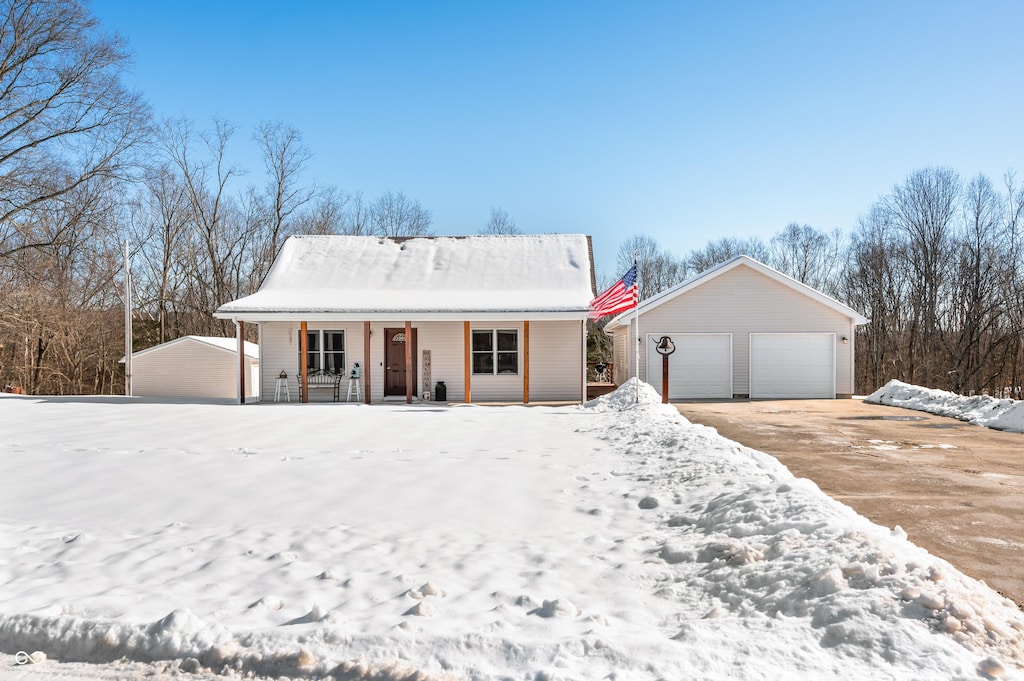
213 310 591 323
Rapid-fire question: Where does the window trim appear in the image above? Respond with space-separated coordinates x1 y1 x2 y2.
471 328 519 376
303 329 346 374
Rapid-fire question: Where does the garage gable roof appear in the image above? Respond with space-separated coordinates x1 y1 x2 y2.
126 336 259 362
606 255 868 328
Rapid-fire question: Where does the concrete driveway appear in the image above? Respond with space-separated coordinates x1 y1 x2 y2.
675 398 1024 606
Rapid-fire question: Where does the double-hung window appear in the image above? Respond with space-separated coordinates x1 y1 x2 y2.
303 329 345 374
472 329 518 375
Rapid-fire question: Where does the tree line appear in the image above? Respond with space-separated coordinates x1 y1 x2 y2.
0 0 527 394
607 167 1024 397
2 0 1022 399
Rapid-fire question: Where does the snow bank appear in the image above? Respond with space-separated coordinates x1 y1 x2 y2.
2 386 1023 679
582 376 668 413
583 380 1024 678
866 379 1024 433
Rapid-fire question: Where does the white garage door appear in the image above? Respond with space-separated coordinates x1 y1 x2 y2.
749 333 835 398
646 333 732 399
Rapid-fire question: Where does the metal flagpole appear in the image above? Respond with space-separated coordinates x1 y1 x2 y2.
124 239 132 397
633 250 640 404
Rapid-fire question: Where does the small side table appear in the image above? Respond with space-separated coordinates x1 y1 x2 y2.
346 377 362 402
275 376 290 402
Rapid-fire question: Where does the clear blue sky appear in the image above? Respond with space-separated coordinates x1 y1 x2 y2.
90 0 1024 278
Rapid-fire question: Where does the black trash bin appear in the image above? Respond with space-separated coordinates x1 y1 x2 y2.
434 381 447 402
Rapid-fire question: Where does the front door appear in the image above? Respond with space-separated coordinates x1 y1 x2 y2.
384 328 418 396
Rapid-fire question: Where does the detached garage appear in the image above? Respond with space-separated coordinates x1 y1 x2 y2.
606 256 867 399
126 336 259 400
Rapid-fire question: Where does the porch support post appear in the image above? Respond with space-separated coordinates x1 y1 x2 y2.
238 320 246 404
523 321 530 404
405 320 413 404
300 321 308 403
363 321 371 405
257 322 263 403
580 319 586 403
463 321 471 404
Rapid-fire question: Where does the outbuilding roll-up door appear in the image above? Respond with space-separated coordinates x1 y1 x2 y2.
646 333 732 399
749 333 835 398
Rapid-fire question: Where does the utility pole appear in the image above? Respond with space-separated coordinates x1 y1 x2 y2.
124 240 132 397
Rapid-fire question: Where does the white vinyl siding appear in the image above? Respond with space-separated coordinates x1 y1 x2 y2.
467 322 523 401
749 334 835 398
262 320 583 403
398 321 464 403
132 338 258 399
645 333 732 399
612 327 629 386
528 320 584 402
615 264 856 397
261 323 364 403
260 322 295 400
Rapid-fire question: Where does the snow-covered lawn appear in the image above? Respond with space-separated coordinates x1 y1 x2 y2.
867 380 1024 433
2 382 1023 680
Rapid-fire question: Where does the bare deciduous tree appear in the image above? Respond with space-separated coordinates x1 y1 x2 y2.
887 167 960 386
0 177 124 394
369 190 433 237
999 173 1024 396
481 207 520 235
160 117 247 331
0 0 150 260
844 204 908 390
945 174 1006 392
686 236 770 273
841 168 1024 396
341 191 373 235
616 234 687 300
288 186 349 236
128 166 189 343
769 223 845 297
252 121 314 280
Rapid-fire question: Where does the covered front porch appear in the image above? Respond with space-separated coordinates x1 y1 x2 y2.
232 318 588 405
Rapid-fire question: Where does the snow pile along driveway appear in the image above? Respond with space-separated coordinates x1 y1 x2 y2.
867 379 1024 433
1 383 1023 680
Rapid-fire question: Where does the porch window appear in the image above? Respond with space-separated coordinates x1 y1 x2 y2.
472 329 518 375
303 329 345 374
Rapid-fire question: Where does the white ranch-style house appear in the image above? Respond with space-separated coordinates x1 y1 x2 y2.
214 234 596 404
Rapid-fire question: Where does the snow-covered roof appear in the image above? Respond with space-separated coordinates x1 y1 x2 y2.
126 336 259 361
215 234 596 320
606 255 869 329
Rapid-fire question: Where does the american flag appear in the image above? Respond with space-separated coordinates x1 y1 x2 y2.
589 262 638 320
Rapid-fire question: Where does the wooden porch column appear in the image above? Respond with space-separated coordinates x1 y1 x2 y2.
463 322 471 404
238 320 246 404
405 320 413 404
363 321 371 405
523 321 530 404
300 321 308 403
580 319 586 403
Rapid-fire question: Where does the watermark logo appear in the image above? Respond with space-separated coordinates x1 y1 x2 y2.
15 651 45 665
